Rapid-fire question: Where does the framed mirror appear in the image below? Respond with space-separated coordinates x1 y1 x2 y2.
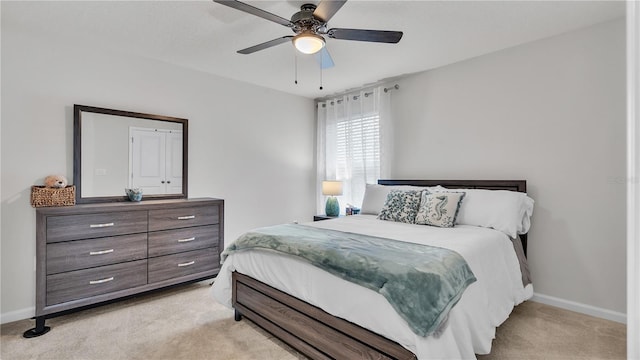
73 104 188 203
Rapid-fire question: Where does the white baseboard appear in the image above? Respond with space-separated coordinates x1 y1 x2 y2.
531 293 626 324
2 296 627 325
1 307 34 325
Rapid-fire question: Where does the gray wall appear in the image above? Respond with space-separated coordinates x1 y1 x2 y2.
390 19 626 314
1 27 316 322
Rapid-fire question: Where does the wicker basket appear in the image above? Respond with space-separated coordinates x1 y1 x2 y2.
30 185 76 208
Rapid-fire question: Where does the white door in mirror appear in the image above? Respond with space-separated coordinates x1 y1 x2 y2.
129 127 183 195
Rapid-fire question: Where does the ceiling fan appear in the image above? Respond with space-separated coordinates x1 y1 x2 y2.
213 0 403 68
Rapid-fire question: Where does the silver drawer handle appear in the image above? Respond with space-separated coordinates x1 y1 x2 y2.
89 277 114 285
177 215 195 220
89 249 114 256
90 222 115 228
177 237 196 243
178 261 195 267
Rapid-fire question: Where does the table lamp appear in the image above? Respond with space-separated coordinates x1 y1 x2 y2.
322 180 343 217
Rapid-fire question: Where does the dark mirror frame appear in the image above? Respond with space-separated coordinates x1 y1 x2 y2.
73 104 188 204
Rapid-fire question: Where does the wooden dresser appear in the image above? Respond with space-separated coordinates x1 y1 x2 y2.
26 198 223 337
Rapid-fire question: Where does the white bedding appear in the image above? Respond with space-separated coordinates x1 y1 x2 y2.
211 215 533 359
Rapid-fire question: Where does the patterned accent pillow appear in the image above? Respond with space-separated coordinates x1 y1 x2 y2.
415 192 466 228
377 190 423 224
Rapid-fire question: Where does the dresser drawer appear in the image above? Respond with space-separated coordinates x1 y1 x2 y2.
148 206 219 232
148 225 219 258
47 233 148 275
47 211 148 243
46 260 147 306
148 248 219 283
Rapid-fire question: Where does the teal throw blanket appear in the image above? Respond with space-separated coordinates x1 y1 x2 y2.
222 223 477 337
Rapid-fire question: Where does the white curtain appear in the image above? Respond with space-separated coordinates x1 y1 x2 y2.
316 86 393 214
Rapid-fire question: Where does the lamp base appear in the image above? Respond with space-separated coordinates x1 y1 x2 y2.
325 197 340 217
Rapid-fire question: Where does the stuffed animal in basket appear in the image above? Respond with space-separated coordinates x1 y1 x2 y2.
44 175 68 188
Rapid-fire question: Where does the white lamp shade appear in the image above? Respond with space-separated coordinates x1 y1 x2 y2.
292 33 325 54
322 180 343 196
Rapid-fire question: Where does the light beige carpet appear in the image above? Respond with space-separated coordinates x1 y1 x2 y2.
1 280 626 359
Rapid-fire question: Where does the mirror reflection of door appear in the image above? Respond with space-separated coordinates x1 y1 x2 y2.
129 127 183 195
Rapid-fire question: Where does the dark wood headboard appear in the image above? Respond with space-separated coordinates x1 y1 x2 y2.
377 179 528 255
378 179 526 193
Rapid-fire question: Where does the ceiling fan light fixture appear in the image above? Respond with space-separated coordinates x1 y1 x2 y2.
292 33 325 54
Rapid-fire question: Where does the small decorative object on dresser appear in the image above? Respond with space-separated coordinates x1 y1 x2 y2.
30 186 76 208
125 188 143 202
44 175 68 188
23 198 224 338
31 175 75 208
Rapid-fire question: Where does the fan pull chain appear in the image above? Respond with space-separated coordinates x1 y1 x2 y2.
294 50 298 85
319 53 323 90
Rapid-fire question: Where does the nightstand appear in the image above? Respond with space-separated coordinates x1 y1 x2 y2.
313 215 341 221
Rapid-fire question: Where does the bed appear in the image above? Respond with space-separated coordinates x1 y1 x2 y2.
211 180 534 359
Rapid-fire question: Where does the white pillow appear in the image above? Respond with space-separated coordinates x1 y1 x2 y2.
451 188 534 238
360 184 445 215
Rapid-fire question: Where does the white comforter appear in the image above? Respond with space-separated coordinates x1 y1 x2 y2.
211 215 533 359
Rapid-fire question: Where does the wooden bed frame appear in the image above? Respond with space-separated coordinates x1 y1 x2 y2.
232 179 527 360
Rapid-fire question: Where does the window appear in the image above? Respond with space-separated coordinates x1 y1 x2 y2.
317 87 391 214
335 112 380 208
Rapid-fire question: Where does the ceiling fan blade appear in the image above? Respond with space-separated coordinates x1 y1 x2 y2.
237 36 293 54
313 0 347 23
327 28 403 43
315 47 335 69
213 0 293 28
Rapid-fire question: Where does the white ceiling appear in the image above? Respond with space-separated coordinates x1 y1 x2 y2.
2 1 625 99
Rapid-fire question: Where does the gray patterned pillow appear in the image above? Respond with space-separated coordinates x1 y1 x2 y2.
415 192 466 228
377 190 423 224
